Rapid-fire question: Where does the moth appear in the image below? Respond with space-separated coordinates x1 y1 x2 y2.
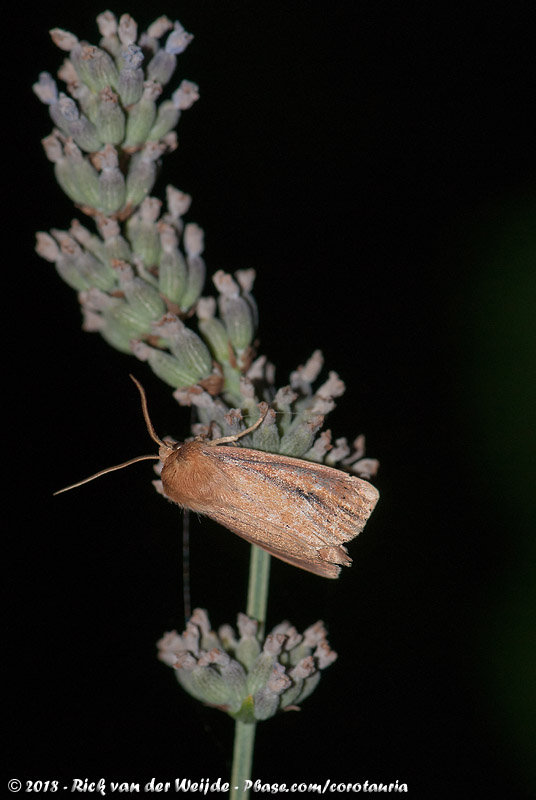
56 377 379 578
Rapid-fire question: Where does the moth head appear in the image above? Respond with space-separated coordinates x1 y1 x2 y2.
158 438 182 462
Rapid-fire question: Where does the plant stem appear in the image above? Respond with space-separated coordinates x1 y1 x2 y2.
229 546 271 799
246 545 271 634
230 719 256 798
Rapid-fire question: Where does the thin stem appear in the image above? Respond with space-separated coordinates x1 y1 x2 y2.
229 546 271 799
230 720 256 798
246 545 271 635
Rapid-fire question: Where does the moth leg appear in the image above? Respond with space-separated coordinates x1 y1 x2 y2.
208 407 268 446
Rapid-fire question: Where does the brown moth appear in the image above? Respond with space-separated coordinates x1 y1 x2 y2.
56 376 379 579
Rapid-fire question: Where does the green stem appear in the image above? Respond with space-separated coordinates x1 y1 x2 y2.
229 546 271 799
246 545 271 634
230 719 256 798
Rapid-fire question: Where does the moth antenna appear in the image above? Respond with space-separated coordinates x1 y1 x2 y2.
54 454 160 495
129 374 167 449
208 407 269 446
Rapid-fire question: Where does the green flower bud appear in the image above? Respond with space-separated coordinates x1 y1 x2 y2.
196 298 230 363
131 341 205 388
96 217 132 263
69 220 107 264
251 406 281 452
114 262 166 323
125 142 163 207
180 256 205 311
176 224 205 311
153 314 212 383
158 226 188 304
45 231 91 291
126 198 162 266
77 289 143 353
246 635 283 696
52 155 91 206
279 413 325 457
149 100 180 141
235 615 262 671
62 141 101 208
55 251 92 291
105 299 152 339
77 251 117 291
96 145 125 215
99 314 138 353
214 270 255 352
94 88 125 145
70 43 119 93
123 81 161 148
72 82 100 125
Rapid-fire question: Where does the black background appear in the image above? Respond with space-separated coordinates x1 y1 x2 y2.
7 1 535 797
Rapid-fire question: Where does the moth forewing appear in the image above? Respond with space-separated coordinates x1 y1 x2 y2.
160 441 379 579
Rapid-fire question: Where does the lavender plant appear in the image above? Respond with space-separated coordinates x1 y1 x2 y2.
34 10 378 795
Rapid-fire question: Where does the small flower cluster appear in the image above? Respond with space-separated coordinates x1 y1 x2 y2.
34 10 378 474
157 609 337 722
33 12 197 217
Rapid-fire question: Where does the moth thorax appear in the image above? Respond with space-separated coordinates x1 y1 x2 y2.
160 440 226 511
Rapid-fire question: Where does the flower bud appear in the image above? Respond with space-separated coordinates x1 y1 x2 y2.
49 28 79 52
32 72 58 105
158 225 187 304
279 413 325 457
114 261 166 323
70 43 119 93
94 88 125 145
97 217 132 262
69 220 107 263
118 45 145 106
214 270 255 353
152 314 212 383
146 49 177 86
96 145 126 215
123 81 162 149
96 11 117 39
126 197 162 266
131 341 205 388
99 303 146 352
164 22 194 55
172 80 200 110
165 186 191 223
68 115 104 153
62 141 101 208
118 13 137 46
197 298 231 364
125 142 164 207
52 94 103 152
250 406 280 453
148 101 180 141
